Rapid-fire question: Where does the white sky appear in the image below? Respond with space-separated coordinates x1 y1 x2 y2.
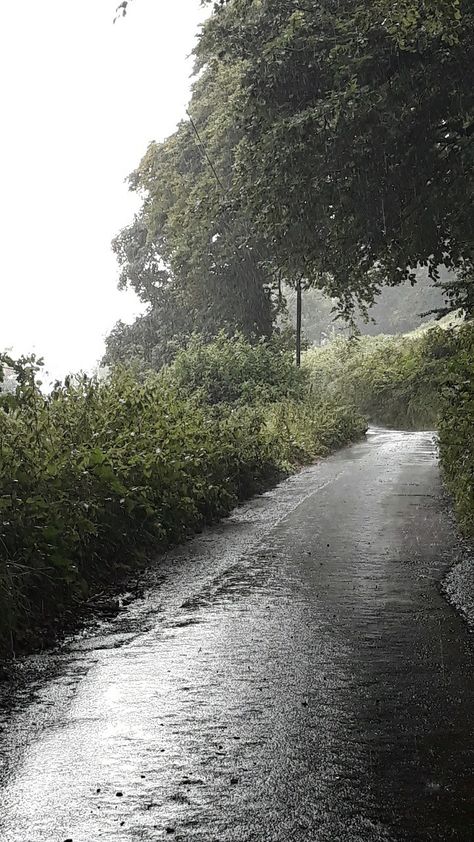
0 0 207 380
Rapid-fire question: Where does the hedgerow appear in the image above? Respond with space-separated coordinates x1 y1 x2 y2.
162 332 307 406
437 326 474 537
0 338 365 656
303 327 459 430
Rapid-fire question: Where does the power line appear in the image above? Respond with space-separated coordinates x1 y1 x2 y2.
186 110 226 194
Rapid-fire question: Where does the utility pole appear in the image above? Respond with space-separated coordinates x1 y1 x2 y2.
296 276 302 367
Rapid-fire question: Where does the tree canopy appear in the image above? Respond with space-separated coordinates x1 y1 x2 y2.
109 0 472 370
197 0 473 310
111 57 276 366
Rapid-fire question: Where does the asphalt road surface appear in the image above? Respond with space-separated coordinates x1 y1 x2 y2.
0 429 472 842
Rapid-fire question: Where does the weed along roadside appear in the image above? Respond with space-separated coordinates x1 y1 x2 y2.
0 335 366 661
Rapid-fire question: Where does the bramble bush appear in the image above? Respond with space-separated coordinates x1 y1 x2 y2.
0 337 365 656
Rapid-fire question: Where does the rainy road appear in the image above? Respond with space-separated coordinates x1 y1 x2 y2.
0 429 473 842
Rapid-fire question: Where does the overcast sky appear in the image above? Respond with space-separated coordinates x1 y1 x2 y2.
0 0 206 380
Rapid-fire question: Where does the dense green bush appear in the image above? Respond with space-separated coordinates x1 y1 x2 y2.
0 338 365 656
438 326 474 537
162 332 307 406
303 327 460 430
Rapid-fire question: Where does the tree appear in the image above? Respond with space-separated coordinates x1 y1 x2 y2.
110 58 276 368
197 0 474 314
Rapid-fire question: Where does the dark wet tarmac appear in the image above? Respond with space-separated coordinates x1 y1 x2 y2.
0 429 472 841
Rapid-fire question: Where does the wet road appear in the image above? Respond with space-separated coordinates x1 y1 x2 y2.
0 429 473 842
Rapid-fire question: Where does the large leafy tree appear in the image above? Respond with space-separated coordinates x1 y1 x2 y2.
197 0 473 313
111 0 472 372
111 58 276 368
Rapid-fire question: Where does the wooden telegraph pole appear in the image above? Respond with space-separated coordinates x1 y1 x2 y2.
296 276 302 367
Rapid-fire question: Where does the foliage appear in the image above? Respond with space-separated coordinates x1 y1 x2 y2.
438 325 474 535
198 0 474 314
265 398 366 466
0 339 364 656
303 324 467 429
111 59 275 369
433 265 474 317
162 332 307 405
103 307 188 373
110 0 472 369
